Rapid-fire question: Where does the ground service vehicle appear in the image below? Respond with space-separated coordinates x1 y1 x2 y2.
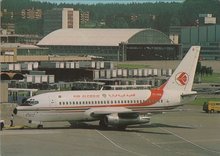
203 101 220 113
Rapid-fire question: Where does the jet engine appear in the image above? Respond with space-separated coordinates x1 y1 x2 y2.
103 113 150 127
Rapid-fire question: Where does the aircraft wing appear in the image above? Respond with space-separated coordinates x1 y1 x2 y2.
87 107 133 118
87 107 152 127
87 105 188 119
90 110 139 118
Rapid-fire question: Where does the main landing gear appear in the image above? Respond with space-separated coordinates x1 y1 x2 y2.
37 124 43 129
99 119 127 131
99 119 108 129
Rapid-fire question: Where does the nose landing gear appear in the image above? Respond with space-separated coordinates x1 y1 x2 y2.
29 120 43 129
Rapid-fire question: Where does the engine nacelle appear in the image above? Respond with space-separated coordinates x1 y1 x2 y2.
104 113 150 126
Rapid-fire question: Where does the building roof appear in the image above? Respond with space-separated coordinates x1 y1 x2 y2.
38 28 172 47
1 43 47 49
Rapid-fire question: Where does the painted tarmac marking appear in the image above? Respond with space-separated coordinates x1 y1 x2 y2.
0 130 61 136
135 132 185 155
96 130 145 156
156 138 220 145
135 133 163 149
159 127 220 155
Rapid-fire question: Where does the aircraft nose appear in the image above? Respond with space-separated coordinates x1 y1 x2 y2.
13 108 17 115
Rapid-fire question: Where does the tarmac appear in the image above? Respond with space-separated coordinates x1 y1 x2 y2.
1 104 220 156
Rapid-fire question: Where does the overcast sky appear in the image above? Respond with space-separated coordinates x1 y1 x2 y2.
33 0 185 4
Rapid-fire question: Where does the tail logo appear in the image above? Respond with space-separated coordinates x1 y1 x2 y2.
175 72 189 86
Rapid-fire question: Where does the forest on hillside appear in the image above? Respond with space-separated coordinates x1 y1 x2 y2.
1 0 220 35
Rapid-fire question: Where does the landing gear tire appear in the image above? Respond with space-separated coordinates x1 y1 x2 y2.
99 119 108 129
37 124 43 129
117 125 127 131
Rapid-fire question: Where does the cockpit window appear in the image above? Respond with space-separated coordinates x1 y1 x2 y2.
22 99 39 106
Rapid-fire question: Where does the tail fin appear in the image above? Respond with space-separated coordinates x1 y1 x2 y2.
163 46 201 92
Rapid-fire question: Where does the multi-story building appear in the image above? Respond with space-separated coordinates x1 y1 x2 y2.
1 9 14 19
199 14 216 26
1 23 15 34
21 8 42 19
43 8 79 36
130 15 138 22
170 24 220 60
80 11 90 24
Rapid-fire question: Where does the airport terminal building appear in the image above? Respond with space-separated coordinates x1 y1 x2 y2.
37 28 180 61
170 25 220 60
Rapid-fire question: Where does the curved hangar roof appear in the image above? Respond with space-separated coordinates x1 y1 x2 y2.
37 28 172 46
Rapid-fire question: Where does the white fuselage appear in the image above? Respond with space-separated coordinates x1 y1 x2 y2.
14 46 200 127
16 88 195 123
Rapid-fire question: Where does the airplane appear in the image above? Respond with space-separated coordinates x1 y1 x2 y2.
13 46 201 130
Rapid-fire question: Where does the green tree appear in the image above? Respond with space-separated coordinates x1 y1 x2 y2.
196 61 202 74
179 0 220 26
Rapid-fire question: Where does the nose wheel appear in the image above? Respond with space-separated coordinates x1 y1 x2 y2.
28 120 43 129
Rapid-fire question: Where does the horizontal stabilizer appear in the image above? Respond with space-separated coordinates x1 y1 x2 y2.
181 92 197 97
